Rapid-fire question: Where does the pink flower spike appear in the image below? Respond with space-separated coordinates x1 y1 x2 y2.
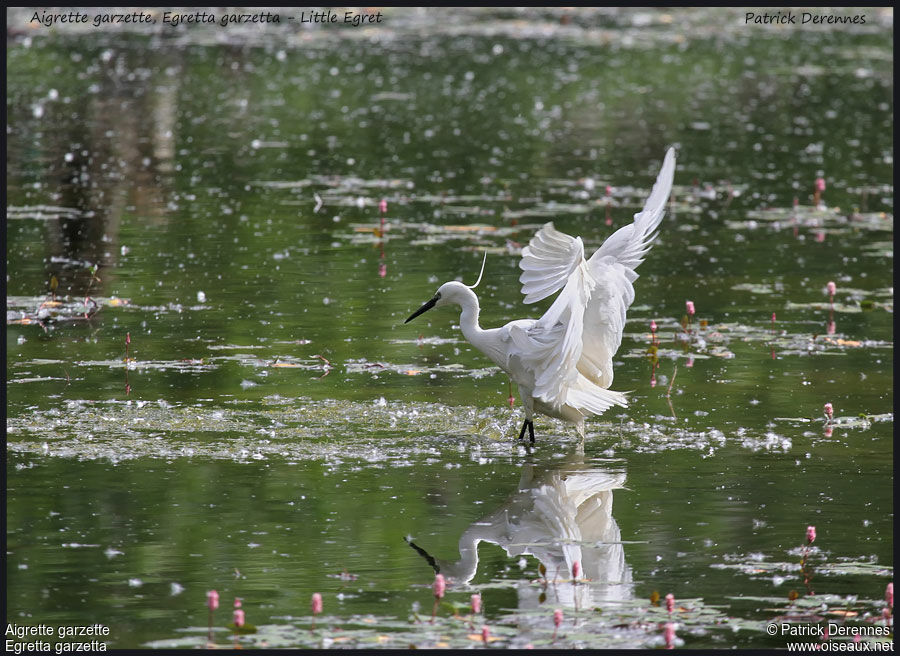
886 582 893 608
664 622 676 649
433 573 446 599
379 199 387 214
481 625 490 644
572 561 580 580
826 281 837 297
665 593 675 613
685 300 695 316
554 608 563 627
605 185 612 197
207 589 219 611
311 592 323 616
650 319 658 333
816 177 826 192
806 525 816 544
470 593 481 614
126 332 131 345
824 403 833 420
233 608 245 628
771 312 776 323
234 597 242 608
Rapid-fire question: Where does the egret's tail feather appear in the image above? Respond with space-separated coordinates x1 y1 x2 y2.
567 375 628 417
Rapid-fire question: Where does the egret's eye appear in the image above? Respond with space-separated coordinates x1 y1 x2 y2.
435 292 442 300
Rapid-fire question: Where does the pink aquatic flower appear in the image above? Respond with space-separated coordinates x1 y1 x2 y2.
685 300 695 316
554 608 563 627
816 177 826 192
806 525 816 544
379 199 387 214
207 589 219 611
686 354 695 368
665 593 675 613
826 281 837 297
605 185 612 197
311 592 323 615
481 625 490 644
572 561 580 580
433 573 446 599
826 320 835 335
650 373 657 388
886 582 893 608
234 597 242 608
824 425 833 438
650 319 658 333
233 608 245 628
824 403 833 421
664 622 676 649
470 593 481 614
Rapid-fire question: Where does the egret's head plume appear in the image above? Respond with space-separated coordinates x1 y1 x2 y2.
467 251 488 290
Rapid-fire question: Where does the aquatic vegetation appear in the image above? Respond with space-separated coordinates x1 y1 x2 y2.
145 582 749 649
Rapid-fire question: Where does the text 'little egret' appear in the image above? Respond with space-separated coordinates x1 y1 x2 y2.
406 147 676 443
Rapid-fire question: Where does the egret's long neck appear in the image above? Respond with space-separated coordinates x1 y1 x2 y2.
457 289 484 344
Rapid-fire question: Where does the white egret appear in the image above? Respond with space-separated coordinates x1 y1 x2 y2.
406 147 676 442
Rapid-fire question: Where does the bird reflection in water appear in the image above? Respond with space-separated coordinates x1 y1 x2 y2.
406 451 632 609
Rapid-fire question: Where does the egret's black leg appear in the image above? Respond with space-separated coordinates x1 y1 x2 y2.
518 419 535 443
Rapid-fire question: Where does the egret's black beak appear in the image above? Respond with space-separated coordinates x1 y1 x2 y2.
405 295 438 323
404 536 440 574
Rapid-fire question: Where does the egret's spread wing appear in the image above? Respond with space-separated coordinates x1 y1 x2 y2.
518 223 584 304
580 147 677 388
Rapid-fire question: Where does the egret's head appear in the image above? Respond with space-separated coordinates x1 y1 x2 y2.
405 253 487 324
404 281 470 323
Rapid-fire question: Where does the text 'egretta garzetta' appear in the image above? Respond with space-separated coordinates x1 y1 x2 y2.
406 147 676 443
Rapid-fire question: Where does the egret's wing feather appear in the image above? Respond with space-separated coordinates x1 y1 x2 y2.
576 262 633 388
518 223 584 304
589 147 676 274
579 148 676 388
507 262 593 409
